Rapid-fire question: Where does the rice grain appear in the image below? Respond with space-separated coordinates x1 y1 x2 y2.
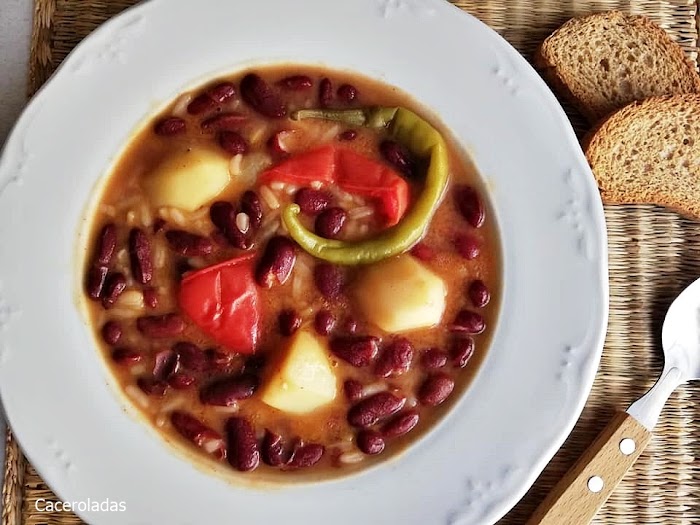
125 385 151 409
260 186 281 210
172 93 193 117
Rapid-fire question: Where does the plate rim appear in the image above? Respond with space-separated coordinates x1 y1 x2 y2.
0 0 609 523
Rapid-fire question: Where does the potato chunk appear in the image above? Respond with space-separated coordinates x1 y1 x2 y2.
143 148 230 211
260 330 337 414
354 255 446 333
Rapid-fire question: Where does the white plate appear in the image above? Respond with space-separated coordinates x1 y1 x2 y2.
0 0 608 523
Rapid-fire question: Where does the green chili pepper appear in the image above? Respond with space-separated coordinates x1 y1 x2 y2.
282 106 449 265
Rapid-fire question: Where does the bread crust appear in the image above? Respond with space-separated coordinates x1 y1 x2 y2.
536 11 700 124
534 44 599 122
583 94 700 219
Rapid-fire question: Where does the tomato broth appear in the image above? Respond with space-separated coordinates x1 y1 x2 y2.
82 65 501 480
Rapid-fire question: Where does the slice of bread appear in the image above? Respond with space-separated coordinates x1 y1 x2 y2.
535 11 700 123
584 94 700 217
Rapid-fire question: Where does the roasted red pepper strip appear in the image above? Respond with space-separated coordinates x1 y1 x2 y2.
334 148 409 226
260 145 336 186
178 254 260 354
260 145 409 226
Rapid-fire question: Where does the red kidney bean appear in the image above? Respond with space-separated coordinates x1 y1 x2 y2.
241 191 263 229
410 242 435 262
171 411 226 460
205 348 233 372
219 131 249 155
375 338 414 378
315 207 346 239
339 130 358 141
256 236 296 288
87 265 109 300
319 78 333 107
348 392 406 428
314 263 344 299
450 310 486 335
154 117 186 136
143 287 158 309
152 218 166 234
101 321 122 345
452 337 475 369
168 373 196 390
173 341 206 372
187 94 216 115
153 349 180 381
240 74 286 118
137 376 167 397
226 417 260 472
287 443 324 469
165 230 214 257
454 234 480 260
209 201 231 229
262 430 287 467
421 347 448 369
455 185 485 228
357 430 384 455
337 84 358 103
267 133 286 157
87 224 117 299
171 411 213 443
208 82 237 104
278 309 302 336
314 309 336 336
101 273 127 308
209 201 251 250
187 83 236 115
200 374 258 406
380 140 414 177
295 188 331 215
277 75 313 90
201 112 247 132
95 223 117 266
267 130 295 157
468 279 490 308
382 410 420 438
418 373 455 406
112 347 142 366
331 336 379 367
343 379 364 402
137 314 185 338
227 226 253 251
227 224 252 250
341 316 358 334
129 228 153 285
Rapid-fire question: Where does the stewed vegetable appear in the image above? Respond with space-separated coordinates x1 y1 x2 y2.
83 65 500 479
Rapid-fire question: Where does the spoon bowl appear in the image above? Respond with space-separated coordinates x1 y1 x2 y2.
625 275 700 431
661 276 700 381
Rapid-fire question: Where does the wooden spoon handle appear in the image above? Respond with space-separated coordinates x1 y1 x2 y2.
526 412 652 525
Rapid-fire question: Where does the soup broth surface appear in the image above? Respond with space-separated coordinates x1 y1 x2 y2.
83 65 501 481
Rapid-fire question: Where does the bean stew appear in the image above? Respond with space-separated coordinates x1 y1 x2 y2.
82 65 501 480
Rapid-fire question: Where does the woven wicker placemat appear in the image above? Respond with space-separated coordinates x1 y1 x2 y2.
4 0 700 524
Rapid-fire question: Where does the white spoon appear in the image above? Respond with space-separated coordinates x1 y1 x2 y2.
527 276 700 525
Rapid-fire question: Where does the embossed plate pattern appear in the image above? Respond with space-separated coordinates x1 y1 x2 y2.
0 0 608 523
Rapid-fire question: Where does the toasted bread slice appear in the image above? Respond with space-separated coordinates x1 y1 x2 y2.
535 11 700 123
583 94 700 217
